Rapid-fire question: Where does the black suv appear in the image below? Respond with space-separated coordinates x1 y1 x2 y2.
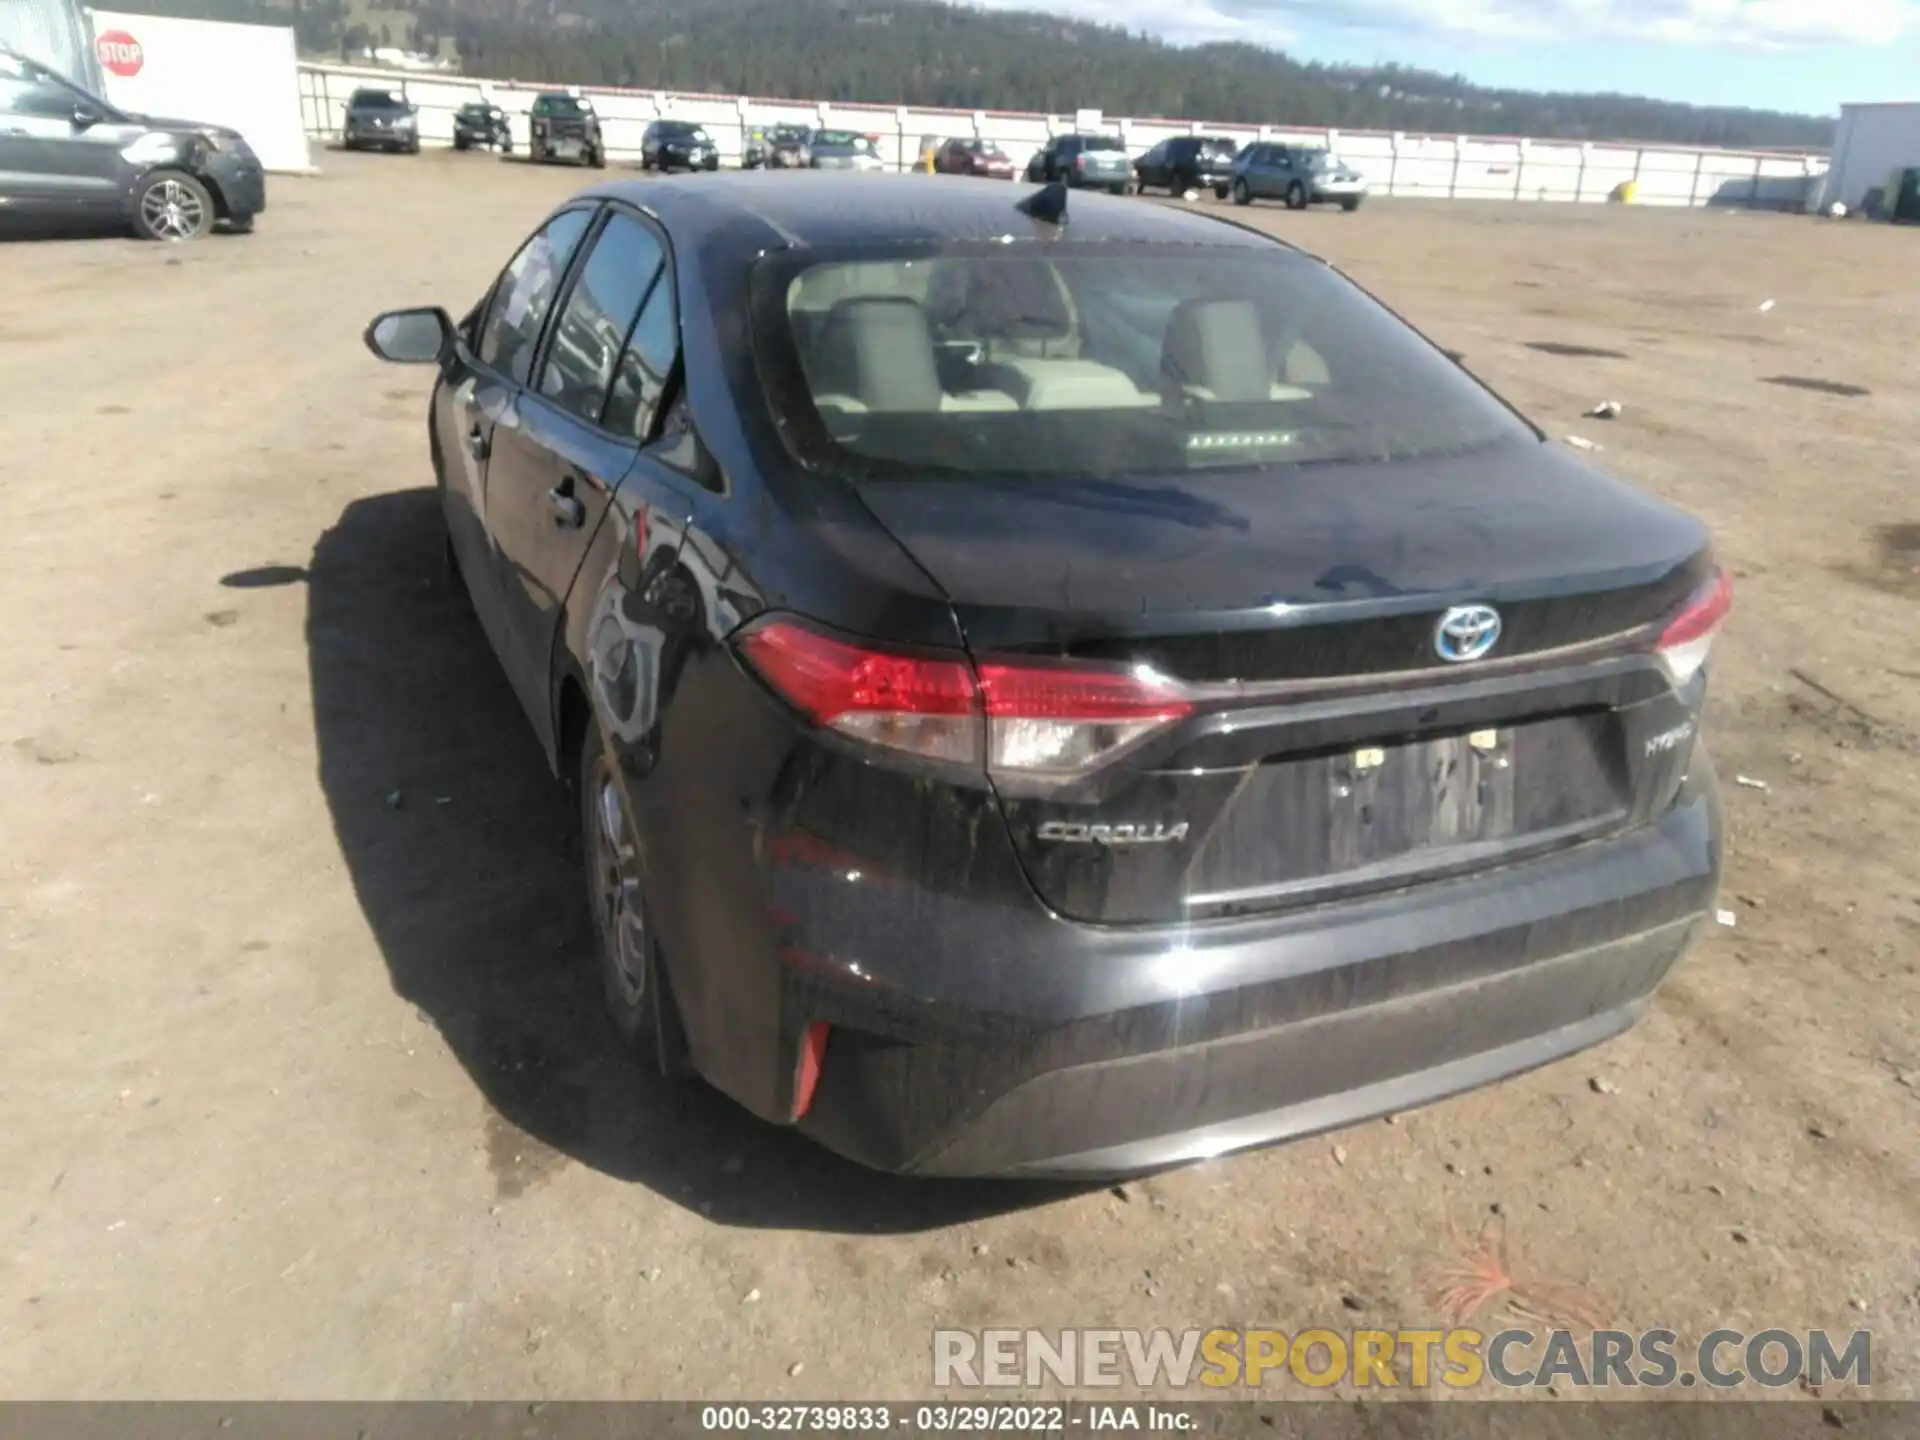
640 120 718 173
529 92 605 167
342 88 419 154
1025 134 1131 192
452 101 512 154
0 45 265 241
1134 135 1240 196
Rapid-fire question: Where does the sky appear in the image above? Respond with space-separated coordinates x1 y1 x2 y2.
966 0 1917 114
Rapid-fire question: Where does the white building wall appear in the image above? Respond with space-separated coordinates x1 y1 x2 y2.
1821 103 1920 212
296 61 1827 209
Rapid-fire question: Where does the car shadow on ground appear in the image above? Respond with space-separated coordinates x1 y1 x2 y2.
307 487 1093 1231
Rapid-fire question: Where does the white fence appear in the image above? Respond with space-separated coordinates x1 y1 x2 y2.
298 62 1829 209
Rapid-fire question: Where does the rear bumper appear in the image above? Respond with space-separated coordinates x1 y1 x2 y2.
780 762 1720 1178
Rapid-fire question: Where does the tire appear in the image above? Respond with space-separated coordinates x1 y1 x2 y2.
579 714 688 1071
1286 180 1308 210
406 138 421 155
453 135 470 152
1232 177 1252 207
1110 183 1127 196
1214 183 1230 201
1341 196 1362 212
131 170 214 242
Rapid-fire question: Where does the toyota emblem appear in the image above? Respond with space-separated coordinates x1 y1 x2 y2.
1435 604 1502 663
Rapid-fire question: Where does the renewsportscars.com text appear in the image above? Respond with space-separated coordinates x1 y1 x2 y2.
933 1327 1872 1391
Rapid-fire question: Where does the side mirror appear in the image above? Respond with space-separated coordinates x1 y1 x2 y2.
71 101 104 128
363 307 455 364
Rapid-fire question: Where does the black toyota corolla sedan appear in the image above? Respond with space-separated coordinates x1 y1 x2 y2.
363 174 1727 1178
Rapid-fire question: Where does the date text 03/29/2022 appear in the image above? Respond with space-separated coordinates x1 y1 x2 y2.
699 1406 1194 1432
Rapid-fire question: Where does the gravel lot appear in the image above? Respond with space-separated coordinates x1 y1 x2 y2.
1 152 1916 1401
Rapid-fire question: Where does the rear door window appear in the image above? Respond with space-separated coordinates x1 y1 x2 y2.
536 212 667 424
475 209 594 386
603 258 681 441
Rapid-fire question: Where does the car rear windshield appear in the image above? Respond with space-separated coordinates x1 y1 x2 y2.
1081 136 1124 152
815 130 871 149
542 95 588 116
1199 139 1240 158
353 91 404 108
749 244 1535 481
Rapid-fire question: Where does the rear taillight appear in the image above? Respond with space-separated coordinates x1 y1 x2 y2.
738 620 1191 780
1654 569 1732 686
736 622 979 765
977 661 1190 776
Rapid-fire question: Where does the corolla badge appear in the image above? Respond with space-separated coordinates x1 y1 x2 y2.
1037 821 1190 847
1434 604 1502 663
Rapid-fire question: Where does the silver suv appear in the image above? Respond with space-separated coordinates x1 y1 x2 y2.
1227 143 1367 211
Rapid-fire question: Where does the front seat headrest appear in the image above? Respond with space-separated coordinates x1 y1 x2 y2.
811 297 943 413
1161 297 1269 403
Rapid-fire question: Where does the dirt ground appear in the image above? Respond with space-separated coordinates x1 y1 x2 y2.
1 152 1916 1403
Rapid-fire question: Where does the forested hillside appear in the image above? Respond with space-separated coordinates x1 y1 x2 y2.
115 0 1835 149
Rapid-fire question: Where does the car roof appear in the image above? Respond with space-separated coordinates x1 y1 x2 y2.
578 172 1288 254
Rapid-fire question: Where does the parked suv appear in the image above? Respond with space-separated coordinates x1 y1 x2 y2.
747 124 811 169
529 92 605 168
1134 135 1240 196
1027 134 1130 193
452 101 512 154
641 120 719 173
342 88 419 154
1229 142 1367 210
0 44 265 241
805 129 883 171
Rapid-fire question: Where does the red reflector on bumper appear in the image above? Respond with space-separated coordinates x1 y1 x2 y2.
792 1021 830 1120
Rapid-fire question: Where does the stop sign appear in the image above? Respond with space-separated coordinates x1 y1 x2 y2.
95 30 144 78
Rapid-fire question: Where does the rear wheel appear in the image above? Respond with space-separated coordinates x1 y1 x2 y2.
1214 183 1230 201
453 133 471 152
1286 180 1308 210
1341 195 1362 212
579 717 687 1071
131 171 213 242
1232 177 1252 206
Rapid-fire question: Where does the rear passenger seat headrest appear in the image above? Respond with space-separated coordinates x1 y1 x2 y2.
812 297 943 414
927 260 1072 340
1162 298 1269 404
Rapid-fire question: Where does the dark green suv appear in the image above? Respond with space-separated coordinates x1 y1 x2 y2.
528 92 605 168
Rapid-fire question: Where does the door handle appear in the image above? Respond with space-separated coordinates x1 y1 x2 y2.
547 486 586 529
465 426 489 461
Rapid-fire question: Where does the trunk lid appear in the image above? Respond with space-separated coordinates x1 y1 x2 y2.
854 441 1715 924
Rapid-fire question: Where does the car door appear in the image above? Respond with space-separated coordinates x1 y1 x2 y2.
438 205 596 712
486 207 673 753
1137 140 1166 188
0 53 120 215
1268 145 1298 198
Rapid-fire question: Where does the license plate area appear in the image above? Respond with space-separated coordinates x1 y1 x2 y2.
1182 712 1631 914
1329 727 1518 869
